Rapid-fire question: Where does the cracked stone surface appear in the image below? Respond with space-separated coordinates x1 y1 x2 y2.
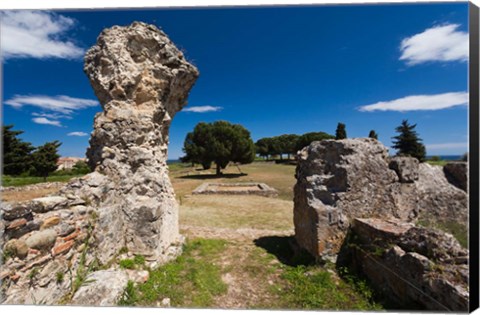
75 22 199 264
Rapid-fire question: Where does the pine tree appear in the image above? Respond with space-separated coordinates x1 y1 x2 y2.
335 123 347 140
2 125 35 175
31 141 61 181
181 121 255 175
391 120 426 162
368 130 378 140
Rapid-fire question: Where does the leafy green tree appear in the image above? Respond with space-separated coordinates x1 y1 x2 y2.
368 130 378 140
335 123 347 140
182 121 255 175
295 132 334 152
391 120 426 162
255 138 271 160
276 134 300 159
31 141 61 181
72 160 90 175
2 125 35 175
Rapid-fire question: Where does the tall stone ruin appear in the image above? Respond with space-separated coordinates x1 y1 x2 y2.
79 22 199 264
1 22 199 305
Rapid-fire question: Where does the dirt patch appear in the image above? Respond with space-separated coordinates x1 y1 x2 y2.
181 225 291 309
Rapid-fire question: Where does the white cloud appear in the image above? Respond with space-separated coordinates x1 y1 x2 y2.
67 131 88 137
32 117 62 127
426 142 468 150
0 10 84 59
32 112 71 120
400 24 468 65
358 92 468 112
182 105 223 113
5 95 98 114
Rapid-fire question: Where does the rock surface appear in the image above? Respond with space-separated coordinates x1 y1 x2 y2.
293 138 468 261
343 218 468 311
63 22 198 264
389 156 419 183
71 270 129 306
444 162 467 192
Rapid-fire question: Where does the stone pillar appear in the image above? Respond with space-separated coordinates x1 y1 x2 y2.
82 22 199 264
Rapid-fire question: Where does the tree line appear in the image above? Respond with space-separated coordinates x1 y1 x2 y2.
255 132 334 160
2 125 88 180
255 122 380 160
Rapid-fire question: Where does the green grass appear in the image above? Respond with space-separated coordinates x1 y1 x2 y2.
2 174 83 187
119 238 228 307
118 237 382 311
425 160 448 167
119 255 146 270
119 259 136 270
278 265 382 311
417 219 468 248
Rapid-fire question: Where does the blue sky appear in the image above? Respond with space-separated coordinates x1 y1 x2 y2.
1 3 470 159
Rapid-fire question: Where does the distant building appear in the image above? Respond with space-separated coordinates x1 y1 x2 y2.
56 157 86 170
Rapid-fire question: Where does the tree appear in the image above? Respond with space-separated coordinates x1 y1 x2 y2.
31 141 61 181
368 130 378 140
276 134 300 159
391 120 426 162
295 132 334 152
255 138 271 160
181 121 256 175
335 123 347 140
461 152 468 162
72 160 90 175
2 125 35 175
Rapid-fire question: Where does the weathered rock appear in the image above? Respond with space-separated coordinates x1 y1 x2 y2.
66 22 198 264
1 21 198 306
344 218 469 311
56 223 75 237
71 270 129 306
1 203 33 221
293 138 468 261
3 239 29 259
444 162 467 192
51 240 75 257
41 216 61 230
25 229 57 250
6 218 28 230
126 269 149 283
31 196 69 213
6 219 42 239
389 156 419 183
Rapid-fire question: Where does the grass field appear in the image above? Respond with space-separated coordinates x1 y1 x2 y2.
2 174 82 187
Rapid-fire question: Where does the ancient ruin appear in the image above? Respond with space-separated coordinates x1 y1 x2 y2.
192 182 278 197
69 21 198 264
0 22 198 305
293 138 468 261
343 218 468 311
293 138 469 311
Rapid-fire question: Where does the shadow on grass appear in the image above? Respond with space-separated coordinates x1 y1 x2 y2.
253 235 315 267
178 173 248 180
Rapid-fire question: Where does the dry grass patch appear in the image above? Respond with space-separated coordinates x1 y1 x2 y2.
1 187 61 202
179 195 293 231
170 162 296 200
